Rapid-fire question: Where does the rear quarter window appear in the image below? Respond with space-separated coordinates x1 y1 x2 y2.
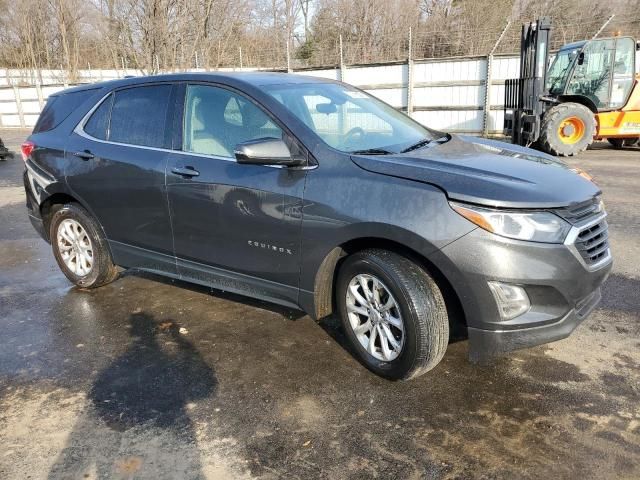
84 94 113 140
33 89 96 133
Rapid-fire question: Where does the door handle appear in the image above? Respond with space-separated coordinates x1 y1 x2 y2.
171 166 200 178
73 150 94 160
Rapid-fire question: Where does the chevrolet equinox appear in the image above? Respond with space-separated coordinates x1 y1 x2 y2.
22 73 612 379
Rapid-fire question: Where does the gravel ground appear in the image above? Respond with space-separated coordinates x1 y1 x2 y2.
0 128 639 479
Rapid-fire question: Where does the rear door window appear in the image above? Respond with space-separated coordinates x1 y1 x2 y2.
84 94 113 140
34 89 96 133
109 85 173 148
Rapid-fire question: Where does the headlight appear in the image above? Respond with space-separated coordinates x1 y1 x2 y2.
450 202 571 243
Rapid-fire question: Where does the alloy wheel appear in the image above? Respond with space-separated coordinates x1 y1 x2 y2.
56 219 94 276
345 273 405 361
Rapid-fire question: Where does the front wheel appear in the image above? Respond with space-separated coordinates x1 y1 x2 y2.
50 203 118 288
538 103 596 156
336 249 449 380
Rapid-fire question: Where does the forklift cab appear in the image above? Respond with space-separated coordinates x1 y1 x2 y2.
547 36 637 111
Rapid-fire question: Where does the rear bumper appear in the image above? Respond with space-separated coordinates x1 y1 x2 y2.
28 212 47 241
428 227 612 360
23 170 49 242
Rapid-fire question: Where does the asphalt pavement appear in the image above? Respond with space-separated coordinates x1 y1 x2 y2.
1 128 639 479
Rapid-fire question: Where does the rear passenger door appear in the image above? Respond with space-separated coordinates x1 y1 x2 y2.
165 83 307 307
65 83 178 274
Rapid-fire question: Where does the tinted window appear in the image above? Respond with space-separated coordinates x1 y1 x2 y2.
84 94 112 140
109 85 172 147
183 84 282 158
34 89 95 133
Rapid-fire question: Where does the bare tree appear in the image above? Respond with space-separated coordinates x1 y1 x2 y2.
0 0 638 77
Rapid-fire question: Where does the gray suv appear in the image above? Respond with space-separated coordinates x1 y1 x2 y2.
22 73 612 380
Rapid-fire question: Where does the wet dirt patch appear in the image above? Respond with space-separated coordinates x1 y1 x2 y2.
517 351 590 383
600 372 638 398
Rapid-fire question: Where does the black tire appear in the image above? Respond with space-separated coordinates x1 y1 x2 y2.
336 249 448 380
49 203 118 288
608 138 639 149
539 103 596 156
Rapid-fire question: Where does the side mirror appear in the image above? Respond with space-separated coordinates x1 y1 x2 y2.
577 51 585 66
234 138 304 167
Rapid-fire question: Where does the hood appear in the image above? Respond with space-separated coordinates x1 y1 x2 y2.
350 135 600 208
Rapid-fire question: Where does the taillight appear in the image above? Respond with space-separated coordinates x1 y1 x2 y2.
21 141 35 162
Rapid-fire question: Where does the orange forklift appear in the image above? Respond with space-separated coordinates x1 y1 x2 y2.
504 17 640 156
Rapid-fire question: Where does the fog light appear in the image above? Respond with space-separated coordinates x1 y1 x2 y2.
487 282 530 321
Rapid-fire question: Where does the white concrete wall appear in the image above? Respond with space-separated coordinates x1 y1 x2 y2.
0 55 520 134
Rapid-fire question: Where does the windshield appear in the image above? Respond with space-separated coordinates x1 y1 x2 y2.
546 47 580 95
262 82 437 153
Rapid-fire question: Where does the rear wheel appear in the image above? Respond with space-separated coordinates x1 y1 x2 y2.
50 203 118 288
336 249 449 380
608 138 639 149
539 103 596 156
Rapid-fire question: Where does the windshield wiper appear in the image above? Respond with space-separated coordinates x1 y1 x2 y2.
350 148 393 155
401 135 450 153
400 138 432 153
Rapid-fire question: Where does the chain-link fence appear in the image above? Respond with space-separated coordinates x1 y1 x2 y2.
494 16 640 55
316 15 640 68
74 16 640 72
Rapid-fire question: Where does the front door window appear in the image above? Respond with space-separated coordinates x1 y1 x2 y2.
183 85 283 158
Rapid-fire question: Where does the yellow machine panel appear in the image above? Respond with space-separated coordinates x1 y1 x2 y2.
596 75 640 139
622 75 640 111
596 111 640 138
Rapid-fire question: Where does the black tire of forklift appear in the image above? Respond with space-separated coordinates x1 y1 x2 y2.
608 138 625 149
538 103 596 157
608 138 640 149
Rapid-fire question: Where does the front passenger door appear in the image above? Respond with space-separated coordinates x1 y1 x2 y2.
166 84 307 306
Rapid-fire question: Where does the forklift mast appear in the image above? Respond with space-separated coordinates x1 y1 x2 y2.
504 17 552 146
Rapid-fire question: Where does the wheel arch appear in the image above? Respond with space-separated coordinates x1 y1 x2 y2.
311 237 467 340
39 190 108 250
40 192 81 241
555 95 598 113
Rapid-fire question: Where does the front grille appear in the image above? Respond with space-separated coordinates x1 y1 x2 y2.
556 196 611 269
575 219 610 265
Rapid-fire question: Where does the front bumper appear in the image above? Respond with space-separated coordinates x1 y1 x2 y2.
428 226 612 360
466 287 602 361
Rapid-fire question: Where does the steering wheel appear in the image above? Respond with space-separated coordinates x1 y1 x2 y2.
343 127 365 147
